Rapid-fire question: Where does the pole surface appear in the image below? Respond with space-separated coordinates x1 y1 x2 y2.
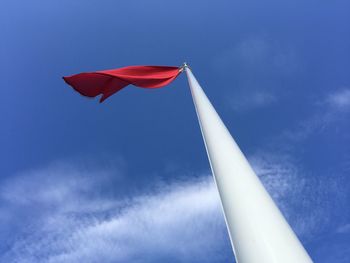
185 67 313 263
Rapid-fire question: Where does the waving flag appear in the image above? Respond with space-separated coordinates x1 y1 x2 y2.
63 65 182 102
63 63 313 262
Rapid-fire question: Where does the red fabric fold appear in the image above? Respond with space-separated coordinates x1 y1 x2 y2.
63 65 181 102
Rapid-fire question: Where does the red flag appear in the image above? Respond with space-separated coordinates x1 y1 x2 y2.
63 65 182 102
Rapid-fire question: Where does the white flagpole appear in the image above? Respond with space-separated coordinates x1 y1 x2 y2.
184 64 313 263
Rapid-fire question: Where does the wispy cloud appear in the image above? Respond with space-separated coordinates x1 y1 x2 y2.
249 152 345 240
281 88 350 142
0 163 231 263
213 36 300 112
228 91 276 112
326 88 350 111
1 154 348 262
214 36 299 75
336 223 350 234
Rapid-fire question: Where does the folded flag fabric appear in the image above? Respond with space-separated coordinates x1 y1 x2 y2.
63 65 182 102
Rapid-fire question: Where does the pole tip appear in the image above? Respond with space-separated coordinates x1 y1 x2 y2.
179 62 189 72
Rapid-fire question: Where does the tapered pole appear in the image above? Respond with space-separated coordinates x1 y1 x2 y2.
185 65 313 263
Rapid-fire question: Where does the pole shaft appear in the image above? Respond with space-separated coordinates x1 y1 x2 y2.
185 67 313 263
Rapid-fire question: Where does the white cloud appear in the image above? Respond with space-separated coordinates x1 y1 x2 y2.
214 36 299 75
280 88 350 142
213 36 300 112
228 91 276 112
0 163 230 263
1 154 347 262
249 152 349 241
336 223 350 234
250 153 323 238
312 237 350 263
327 88 350 111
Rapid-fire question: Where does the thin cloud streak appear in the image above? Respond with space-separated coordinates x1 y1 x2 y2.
212 36 300 112
228 91 276 112
0 163 230 263
250 152 334 239
326 88 350 111
1 154 348 262
280 88 350 143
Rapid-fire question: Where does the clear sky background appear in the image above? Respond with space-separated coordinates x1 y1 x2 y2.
1 0 350 262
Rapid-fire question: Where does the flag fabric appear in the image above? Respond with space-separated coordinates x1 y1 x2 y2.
63 65 181 102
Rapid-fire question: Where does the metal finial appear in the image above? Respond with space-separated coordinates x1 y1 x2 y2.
179 62 189 72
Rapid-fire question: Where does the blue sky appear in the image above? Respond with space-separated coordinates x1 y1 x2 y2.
1 0 350 262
